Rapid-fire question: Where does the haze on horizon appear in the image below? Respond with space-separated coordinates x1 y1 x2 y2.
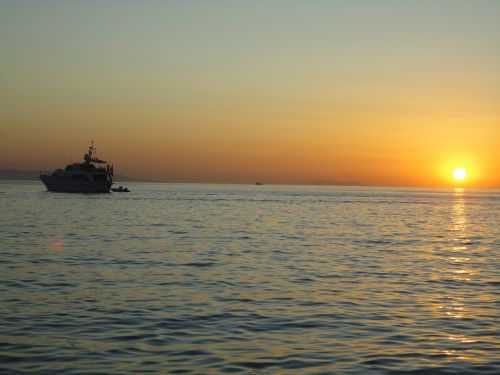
1 0 499 188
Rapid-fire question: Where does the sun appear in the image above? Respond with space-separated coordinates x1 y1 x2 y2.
452 167 467 181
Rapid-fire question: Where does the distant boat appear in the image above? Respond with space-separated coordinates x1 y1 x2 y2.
39 141 113 193
255 182 263 185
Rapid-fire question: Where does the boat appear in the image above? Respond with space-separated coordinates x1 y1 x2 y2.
39 141 113 193
111 186 129 193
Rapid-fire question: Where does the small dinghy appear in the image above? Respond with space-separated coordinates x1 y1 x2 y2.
111 186 130 192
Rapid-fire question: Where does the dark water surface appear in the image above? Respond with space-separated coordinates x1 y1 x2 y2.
1 181 499 374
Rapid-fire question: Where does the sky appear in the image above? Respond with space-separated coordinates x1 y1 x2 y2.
1 0 499 187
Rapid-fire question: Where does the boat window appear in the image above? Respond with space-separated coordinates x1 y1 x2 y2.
93 174 108 181
72 175 88 181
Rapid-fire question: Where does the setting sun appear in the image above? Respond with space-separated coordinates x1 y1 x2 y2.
453 167 467 181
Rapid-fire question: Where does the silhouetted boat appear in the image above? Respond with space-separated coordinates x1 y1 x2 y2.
255 182 263 185
111 186 129 193
40 141 113 193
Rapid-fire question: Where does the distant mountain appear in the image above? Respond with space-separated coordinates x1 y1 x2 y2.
0 169 39 180
0 169 363 186
0 168 140 182
306 179 365 186
112 174 143 182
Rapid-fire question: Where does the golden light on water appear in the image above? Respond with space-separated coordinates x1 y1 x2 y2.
452 167 467 181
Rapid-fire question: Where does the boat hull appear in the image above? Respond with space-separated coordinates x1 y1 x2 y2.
40 175 112 193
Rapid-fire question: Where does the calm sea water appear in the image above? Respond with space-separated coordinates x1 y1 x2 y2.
1 181 498 374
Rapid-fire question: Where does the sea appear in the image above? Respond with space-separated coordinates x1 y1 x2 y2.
0 181 498 374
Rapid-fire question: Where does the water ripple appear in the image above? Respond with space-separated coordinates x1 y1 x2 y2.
0 182 498 374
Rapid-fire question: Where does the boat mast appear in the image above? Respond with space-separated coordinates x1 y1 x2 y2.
84 140 94 164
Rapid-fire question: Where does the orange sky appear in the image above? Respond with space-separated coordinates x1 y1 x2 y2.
1 1 499 188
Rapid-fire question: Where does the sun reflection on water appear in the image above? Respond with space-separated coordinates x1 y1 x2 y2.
439 188 476 357
447 188 476 281
450 188 466 235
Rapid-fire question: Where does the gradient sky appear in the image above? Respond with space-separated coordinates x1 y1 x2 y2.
1 0 499 187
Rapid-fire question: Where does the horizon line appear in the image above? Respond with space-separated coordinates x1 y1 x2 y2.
1 169 498 190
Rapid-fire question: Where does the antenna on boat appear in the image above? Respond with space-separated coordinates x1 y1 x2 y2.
84 140 94 164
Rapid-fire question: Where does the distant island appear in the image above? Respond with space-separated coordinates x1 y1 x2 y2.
0 169 366 186
0 169 140 182
307 179 365 186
